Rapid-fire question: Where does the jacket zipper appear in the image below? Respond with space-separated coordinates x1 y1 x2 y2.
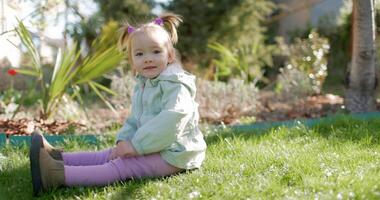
137 82 145 127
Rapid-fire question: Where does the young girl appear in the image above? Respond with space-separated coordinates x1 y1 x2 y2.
29 13 207 196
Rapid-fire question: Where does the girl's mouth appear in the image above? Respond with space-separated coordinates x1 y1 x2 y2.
143 66 157 70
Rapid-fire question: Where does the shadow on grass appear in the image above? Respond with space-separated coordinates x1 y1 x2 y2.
312 117 380 146
1 163 154 199
1 136 187 199
205 115 380 147
205 127 271 146
109 179 151 200
38 179 153 200
0 162 35 200
0 144 154 199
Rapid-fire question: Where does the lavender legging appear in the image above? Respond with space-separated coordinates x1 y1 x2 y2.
62 148 181 186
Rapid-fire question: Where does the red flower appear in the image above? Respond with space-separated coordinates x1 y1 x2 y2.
7 69 17 76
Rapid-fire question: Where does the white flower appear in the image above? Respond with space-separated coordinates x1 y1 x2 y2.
337 192 343 200
188 191 201 199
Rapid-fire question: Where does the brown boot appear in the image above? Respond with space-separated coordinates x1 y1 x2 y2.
30 132 65 196
32 131 63 161
39 148 65 191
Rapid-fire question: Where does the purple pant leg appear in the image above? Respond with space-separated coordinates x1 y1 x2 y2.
62 148 112 166
64 153 181 186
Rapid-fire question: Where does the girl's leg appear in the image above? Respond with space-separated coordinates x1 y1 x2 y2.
64 153 181 186
62 148 112 166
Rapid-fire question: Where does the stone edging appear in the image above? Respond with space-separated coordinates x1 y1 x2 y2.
0 134 97 147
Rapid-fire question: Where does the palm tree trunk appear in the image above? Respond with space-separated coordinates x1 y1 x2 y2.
345 0 377 113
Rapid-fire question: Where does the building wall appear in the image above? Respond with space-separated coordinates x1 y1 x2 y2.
275 0 344 39
310 0 344 26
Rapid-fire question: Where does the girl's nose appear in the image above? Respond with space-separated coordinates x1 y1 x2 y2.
143 52 155 63
144 57 153 63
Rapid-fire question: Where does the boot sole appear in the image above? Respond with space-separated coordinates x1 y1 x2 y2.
30 133 43 196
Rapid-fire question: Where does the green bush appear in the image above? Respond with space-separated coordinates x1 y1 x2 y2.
208 36 278 83
163 0 275 67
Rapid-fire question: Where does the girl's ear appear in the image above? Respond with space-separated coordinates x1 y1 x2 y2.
168 49 175 64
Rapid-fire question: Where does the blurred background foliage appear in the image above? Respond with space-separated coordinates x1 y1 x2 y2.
162 0 275 68
7 0 380 88
55 0 352 89
23 0 280 86
66 0 154 52
2 0 380 125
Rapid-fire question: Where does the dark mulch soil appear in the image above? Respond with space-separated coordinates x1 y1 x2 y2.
255 93 345 123
0 118 85 136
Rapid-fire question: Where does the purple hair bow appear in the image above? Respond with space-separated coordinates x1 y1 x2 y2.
127 26 135 34
154 17 164 26
127 17 163 34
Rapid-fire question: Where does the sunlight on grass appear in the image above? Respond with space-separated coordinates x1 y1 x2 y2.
1 117 380 199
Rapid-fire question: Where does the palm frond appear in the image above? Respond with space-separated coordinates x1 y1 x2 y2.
15 19 42 76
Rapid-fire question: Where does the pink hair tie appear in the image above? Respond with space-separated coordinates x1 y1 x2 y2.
154 18 164 26
127 26 135 33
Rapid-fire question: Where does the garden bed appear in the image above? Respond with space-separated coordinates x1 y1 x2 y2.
254 93 345 122
0 119 95 147
0 118 86 136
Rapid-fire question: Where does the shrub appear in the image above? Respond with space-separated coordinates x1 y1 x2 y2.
208 36 278 83
275 65 314 101
109 70 136 110
109 74 259 124
196 78 259 124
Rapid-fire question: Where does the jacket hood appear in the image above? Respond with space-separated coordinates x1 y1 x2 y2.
136 63 197 97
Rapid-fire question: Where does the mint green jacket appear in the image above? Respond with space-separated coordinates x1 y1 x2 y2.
116 64 207 169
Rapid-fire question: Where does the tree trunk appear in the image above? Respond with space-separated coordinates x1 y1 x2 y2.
345 0 377 113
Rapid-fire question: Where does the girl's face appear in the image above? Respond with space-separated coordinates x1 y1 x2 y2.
130 30 174 79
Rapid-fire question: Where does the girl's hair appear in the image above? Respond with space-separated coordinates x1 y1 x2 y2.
118 13 182 63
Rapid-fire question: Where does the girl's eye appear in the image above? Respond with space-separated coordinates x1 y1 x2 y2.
135 52 143 56
153 50 161 54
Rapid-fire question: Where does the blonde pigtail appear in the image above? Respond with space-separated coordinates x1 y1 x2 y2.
118 21 133 51
159 13 183 44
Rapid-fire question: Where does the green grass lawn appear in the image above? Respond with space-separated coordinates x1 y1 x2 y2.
1 116 380 199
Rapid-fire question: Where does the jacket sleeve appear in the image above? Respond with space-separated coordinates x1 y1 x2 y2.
131 81 193 155
116 116 138 143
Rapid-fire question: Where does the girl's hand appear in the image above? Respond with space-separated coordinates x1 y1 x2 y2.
108 140 138 160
